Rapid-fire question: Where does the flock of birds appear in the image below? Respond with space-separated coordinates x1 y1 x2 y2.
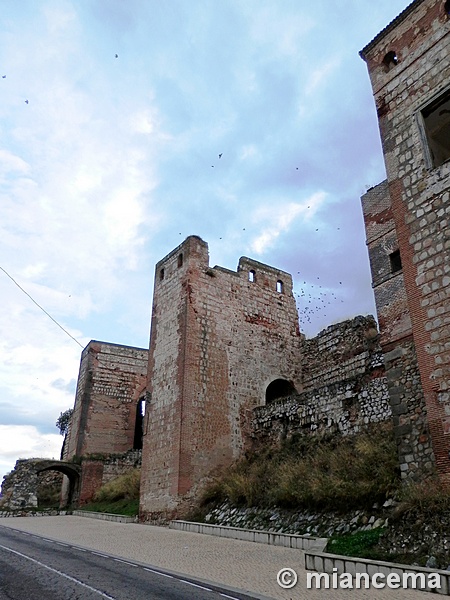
3 53 350 334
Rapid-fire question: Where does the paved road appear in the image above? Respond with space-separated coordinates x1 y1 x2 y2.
0 526 256 600
0 516 437 599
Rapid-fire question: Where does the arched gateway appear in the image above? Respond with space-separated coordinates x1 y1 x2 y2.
0 459 81 510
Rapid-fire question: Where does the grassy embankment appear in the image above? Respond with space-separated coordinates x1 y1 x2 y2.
81 424 450 563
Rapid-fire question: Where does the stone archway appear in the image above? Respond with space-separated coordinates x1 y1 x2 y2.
0 459 81 510
36 461 81 508
265 379 297 404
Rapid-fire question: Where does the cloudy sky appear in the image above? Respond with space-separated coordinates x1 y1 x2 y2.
0 0 409 487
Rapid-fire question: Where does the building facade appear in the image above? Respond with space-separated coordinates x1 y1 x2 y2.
360 0 449 479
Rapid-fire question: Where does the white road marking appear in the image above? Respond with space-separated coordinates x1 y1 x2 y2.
220 595 240 600
143 567 173 578
0 543 116 599
91 551 109 558
179 579 212 591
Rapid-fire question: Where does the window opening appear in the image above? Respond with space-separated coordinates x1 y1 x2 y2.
160 268 165 281
133 398 145 450
445 0 450 16
178 253 183 268
382 51 398 70
248 270 255 282
276 280 283 293
389 249 402 274
421 88 450 167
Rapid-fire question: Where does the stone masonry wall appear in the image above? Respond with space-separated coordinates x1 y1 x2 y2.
101 449 142 485
384 340 435 479
301 315 380 390
361 0 449 478
253 316 391 443
140 236 302 518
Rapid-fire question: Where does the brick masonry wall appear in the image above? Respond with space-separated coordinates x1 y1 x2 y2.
140 236 302 518
64 341 148 459
361 0 449 478
362 182 412 345
78 459 105 505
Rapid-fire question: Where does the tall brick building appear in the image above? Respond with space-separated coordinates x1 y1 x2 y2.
360 0 449 479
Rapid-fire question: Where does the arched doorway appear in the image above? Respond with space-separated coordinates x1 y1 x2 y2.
36 462 81 508
265 379 297 403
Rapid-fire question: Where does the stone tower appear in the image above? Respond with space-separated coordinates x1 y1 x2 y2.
360 0 449 479
139 236 302 518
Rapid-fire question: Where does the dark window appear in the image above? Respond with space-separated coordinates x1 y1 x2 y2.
390 249 402 273
276 280 283 293
178 253 183 268
133 398 145 450
421 89 450 167
249 270 255 282
382 50 398 70
160 268 165 281
266 379 296 403
445 0 450 16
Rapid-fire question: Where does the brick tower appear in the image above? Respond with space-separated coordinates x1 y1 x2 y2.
360 0 449 479
140 236 302 518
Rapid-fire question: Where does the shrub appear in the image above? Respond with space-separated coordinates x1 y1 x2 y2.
200 423 399 512
94 469 141 503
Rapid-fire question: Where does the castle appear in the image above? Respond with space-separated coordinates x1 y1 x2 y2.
2 0 449 517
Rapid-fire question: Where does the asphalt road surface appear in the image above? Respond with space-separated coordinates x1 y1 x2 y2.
0 526 257 600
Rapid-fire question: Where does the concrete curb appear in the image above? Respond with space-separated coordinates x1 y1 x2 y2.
304 550 449 594
72 510 136 523
169 519 328 551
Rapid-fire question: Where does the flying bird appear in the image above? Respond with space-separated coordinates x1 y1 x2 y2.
115 54 119 58
1 75 5 79
25 100 29 104
218 153 222 159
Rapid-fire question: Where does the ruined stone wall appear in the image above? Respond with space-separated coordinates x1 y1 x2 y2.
253 316 391 443
101 449 141 485
140 236 302 517
64 341 148 459
360 0 448 478
301 315 381 390
0 460 39 509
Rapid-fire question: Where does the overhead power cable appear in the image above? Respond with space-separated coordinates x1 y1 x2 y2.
0 265 84 348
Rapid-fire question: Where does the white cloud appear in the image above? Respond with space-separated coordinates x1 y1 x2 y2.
305 58 341 96
0 0 407 487
0 425 62 480
250 192 327 254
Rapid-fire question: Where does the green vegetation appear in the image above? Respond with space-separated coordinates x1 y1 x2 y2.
200 423 399 512
80 498 139 517
81 468 141 517
56 409 73 436
327 528 386 560
395 477 450 518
